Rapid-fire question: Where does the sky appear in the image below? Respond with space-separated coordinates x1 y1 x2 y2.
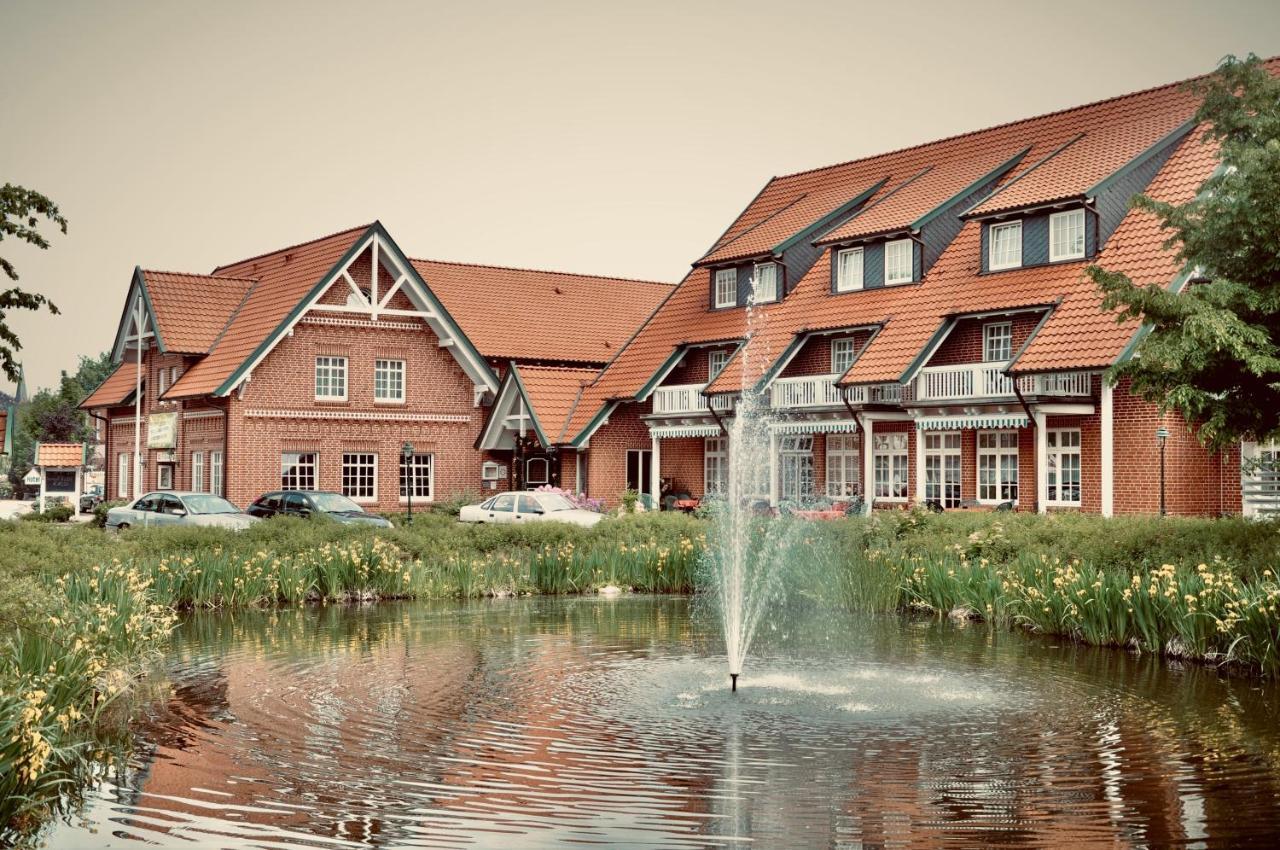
2 0 1280 392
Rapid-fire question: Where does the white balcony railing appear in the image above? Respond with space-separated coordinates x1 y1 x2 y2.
651 383 735 416
770 374 855 409
915 361 1092 402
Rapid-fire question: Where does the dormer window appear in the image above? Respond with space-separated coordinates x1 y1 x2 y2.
831 338 857 374
714 268 737 308
984 322 1012 362
989 221 1022 270
709 349 731 380
753 262 778 303
1049 209 1086 261
884 239 913 285
835 248 863 292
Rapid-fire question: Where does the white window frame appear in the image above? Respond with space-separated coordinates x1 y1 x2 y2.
170 365 181 387
778 435 815 503
281 451 317 491
191 451 204 493
826 433 860 498
210 451 223 497
714 268 737 308
923 432 962 508
1049 209 1086 262
709 349 732 381
835 247 864 292
1046 428 1082 506
988 221 1023 270
831 338 857 375
314 356 347 401
983 322 1013 363
400 453 434 503
341 452 378 503
752 262 778 303
526 456 550 486
977 431 1019 504
117 452 130 498
884 239 914 285
374 359 406 403
157 368 168 396
872 432 909 502
157 463 174 491
705 436 729 495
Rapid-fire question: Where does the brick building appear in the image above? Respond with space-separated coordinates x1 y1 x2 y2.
80 223 671 512
559 65 1280 518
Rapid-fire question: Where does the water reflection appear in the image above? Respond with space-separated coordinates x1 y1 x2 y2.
41 597 1280 848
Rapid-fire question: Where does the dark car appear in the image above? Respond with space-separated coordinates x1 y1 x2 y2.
246 491 393 528
79 485 104 513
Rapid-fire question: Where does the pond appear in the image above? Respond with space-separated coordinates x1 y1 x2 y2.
41 596 1280 848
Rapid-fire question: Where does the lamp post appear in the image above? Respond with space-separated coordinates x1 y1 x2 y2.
1156 426 1169 516
402 441 415 524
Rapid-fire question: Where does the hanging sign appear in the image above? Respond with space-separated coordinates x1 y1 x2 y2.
147 412 178 449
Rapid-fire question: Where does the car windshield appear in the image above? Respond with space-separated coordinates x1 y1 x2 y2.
182 495 242 515
309 493 364 513
537 494 576 512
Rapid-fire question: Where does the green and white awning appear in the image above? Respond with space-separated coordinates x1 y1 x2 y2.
770 419 859 435
649 423 724 438
916 413 1030 431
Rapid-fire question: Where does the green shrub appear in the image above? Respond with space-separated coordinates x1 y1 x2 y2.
93 499 127 528
19 502 75 523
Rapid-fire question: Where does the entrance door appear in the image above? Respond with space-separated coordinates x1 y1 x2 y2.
626 449 652 495
779 435 815 503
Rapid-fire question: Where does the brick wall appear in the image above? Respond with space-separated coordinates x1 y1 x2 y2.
929 313 1044 367
584 402 652 506
659 437 706 498
779 331 871 378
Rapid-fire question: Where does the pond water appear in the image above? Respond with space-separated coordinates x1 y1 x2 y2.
41 596 1280 848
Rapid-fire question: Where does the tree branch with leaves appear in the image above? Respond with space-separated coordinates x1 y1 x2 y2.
0 183 65 383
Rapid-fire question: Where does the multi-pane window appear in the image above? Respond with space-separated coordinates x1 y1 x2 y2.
835 247 864 292
191 451 204 493
315 356 347 400
779 435 815 503
709 349 732 380
117 452 130 498
1047 429 1082 505
705 436 729 495
924 432 962 508
341 453 377 501
983 322 1013 362
157 464 174 491
831 338 857 375
826 433 860 498
210 451 223 497
753 262 778 303
157 368 168 396
374 359 405 402
884 239 913 285
170 365 181 388
714 268 737 308
988 221 1023 270
873 433 909 500
281 452 317 490
399 453 433 501
978 431 1019 503
1049 209 1086 262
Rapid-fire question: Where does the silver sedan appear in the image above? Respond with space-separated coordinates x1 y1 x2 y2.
458 491 604 528
106 492 260 531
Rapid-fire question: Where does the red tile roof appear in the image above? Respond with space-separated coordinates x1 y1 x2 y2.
36 442 84 467
411 260 672 365
143 270 256 354
570 63 1266 440
79 362 138 409
514 364 601 443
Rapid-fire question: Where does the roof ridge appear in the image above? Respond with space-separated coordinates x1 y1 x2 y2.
142 268 260 283
410 256 672 287
211 223 374 274
770 60 1242 183
517 363 601 373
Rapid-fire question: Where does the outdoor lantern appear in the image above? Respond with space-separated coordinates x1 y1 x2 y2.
1156 426 1169 516
402 441 415 522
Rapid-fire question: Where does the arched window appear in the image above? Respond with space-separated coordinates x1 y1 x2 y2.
526 457 550 485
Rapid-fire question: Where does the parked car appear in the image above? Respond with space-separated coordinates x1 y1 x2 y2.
106 492 259 531
246 491 393 528
458 491 604 528
79 485 104 513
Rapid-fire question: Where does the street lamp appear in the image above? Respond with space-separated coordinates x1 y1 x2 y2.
402 441 415 524
1156 426 1169 516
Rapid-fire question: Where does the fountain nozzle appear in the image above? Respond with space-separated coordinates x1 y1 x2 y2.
730 673 738 693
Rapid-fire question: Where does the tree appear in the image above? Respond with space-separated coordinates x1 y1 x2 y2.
1089 54 1280 452
7 352 112 490
0 184 64 383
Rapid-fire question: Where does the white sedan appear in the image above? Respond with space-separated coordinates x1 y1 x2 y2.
459 491 604 528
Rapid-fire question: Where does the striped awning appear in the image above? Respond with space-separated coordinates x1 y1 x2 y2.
771 419 859 435
649 424 724 438
916 413 1030 431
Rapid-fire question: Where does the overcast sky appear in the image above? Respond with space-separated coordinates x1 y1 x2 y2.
3 0 1279 391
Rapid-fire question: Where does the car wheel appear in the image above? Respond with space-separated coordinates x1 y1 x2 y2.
115 523 129 532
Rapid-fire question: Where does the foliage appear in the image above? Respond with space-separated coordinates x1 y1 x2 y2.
0 184 65 384
1088 55 1280 449
425 490 483 518
620 489 639 513
92 499 126 529
534 484 604 512
9 352 113 491
19 501 74 523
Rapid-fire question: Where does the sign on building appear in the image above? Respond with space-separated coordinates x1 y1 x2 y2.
147 412 178 449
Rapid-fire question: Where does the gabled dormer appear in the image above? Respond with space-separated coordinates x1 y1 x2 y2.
828 236 921 292
977 204 1094 273
708 260 784 310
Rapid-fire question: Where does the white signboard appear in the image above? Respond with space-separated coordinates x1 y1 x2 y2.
147 412 178 449
22 469 40 486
